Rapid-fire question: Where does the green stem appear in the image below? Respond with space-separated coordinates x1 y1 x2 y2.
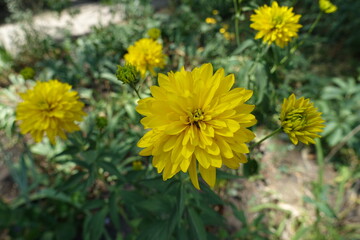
314 138 324 236
233 0 241 47
131 83 142 99
308 12 323 35
315 138 324 193
251 128 282 148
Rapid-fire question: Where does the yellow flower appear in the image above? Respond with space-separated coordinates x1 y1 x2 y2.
16 80 86 144
250 1 302 48
212 10 219 15
124 38 166 78
136 63 256 189
280 94 325 145
205 17 217 24
223 32 235 41
219 28 226 34
319 0 337 14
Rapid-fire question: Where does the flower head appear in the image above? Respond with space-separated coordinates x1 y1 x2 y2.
205 17 217 24
116 64 139 84
212 10 219 15
280 94 325 145
250 1 302 48
16 80 86 144
136 63 256 189
319 0 337 14
124 38 166 78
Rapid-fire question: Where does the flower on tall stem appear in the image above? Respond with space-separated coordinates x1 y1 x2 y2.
16 80 86 144
136 63 256 189
250 1 302 48
280 94 325 145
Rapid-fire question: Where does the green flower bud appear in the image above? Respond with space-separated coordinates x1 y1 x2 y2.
147 28 161 40
116 64 139 84
20 67 35 80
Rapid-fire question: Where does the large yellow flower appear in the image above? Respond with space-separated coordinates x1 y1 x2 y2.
319 0 337 14
280 94 325 145
250 1 302 48
136 63 256 189
124 38 166 78
16 80 86 144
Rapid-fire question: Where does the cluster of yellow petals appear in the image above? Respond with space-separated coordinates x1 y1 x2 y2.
280 94 325 145
16 80 86 144
136 63 256 189
124 38 166 78
250 1 302 48
205 17 217 24
319 0 337 14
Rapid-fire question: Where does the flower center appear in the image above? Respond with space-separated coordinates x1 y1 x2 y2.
38 100 56 112
272 15 284 29
189 109 204 127
284 108 307 129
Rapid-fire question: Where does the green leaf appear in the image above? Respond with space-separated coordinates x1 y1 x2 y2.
188 208 207 240
109 192 122 231
253 62 268 104
233 39 255 55
83 207 108 240
83 199 105 210
137 220 170 240
100 72 122 85
303 196 337 218
230 203 247 226
322 86 343 100
81 150 99 163
12 188 80 209
60 171 86 191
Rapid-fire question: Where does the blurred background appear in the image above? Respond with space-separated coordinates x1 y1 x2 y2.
0 0 359 239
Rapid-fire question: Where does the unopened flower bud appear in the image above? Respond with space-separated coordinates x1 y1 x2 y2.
116 64 139 84
147 28 161 40
20 67 35 80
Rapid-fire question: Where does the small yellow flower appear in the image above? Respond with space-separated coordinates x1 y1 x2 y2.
212 9 219 15
219 28 226 34
319 0 337 14
223 32 235 41
136 63 256 189
124 38 166 78
280 94 325 145
250 1 302 48
16 80 86 144
205 17 217 24
147 27 161 40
